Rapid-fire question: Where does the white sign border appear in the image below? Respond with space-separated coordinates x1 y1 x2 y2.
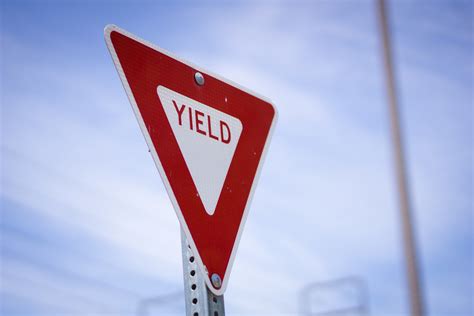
104 24 278 296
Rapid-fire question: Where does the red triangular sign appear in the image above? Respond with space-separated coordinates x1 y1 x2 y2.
105 25 277 295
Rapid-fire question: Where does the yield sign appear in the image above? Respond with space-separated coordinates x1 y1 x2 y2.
105 25 277 295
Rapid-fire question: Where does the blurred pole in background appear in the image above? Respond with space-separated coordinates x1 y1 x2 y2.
376 1 425 316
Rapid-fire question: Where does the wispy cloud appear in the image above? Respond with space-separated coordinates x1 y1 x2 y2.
1 1 472 316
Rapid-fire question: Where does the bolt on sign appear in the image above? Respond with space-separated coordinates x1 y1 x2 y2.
105 25 277 295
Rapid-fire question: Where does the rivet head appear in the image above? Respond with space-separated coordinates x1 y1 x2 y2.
194 72 205 86
211 273 222 289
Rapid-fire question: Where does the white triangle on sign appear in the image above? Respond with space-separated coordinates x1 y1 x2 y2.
157 86 243 216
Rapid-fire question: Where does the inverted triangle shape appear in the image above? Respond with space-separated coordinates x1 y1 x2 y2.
158 86 242 215
105 25 277 296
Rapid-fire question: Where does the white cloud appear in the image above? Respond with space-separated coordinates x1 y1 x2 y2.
1 1 472 315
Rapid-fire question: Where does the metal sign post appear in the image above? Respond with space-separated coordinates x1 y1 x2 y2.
181 230 225 316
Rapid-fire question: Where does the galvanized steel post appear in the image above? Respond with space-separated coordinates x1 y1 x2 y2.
181 230 225 316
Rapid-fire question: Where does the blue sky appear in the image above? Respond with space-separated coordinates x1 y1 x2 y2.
1 1 472 315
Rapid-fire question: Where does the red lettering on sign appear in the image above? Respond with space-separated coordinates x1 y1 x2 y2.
172 102 233 144
188 106 194 130
173 100 185 126
208 115 219 141
220 121 231 144
195 110 206 136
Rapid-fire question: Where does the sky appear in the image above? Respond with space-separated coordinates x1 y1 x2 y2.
1 0 472 315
